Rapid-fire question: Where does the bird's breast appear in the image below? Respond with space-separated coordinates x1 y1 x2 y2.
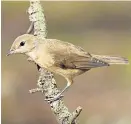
27 46 55 69
37 53 55 68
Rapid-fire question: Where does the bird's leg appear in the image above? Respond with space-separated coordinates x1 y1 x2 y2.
45 80 72 103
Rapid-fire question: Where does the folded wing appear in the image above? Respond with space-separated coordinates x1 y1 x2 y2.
47 39 109 70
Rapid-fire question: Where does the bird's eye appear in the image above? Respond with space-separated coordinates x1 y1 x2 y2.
20 41 25 46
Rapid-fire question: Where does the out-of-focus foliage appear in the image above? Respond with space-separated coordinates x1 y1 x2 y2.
2 2 131 124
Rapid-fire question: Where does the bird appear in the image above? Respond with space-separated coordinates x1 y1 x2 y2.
7 34 129 102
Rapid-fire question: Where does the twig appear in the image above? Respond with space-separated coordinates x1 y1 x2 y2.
29 87 43 93
27 1 82 124
26 21 34 34
71 107 82 124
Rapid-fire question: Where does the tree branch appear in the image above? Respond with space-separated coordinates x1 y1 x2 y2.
27 1 82 124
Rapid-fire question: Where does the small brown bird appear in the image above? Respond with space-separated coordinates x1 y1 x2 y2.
7 34 129 101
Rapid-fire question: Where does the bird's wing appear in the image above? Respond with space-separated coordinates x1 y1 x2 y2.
47 39 109 70
59 53 109 70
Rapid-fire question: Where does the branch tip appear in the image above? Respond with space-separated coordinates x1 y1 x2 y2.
29 88 43 94
71 106 82 123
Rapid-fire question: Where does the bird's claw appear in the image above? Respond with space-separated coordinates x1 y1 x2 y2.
45 94 64 103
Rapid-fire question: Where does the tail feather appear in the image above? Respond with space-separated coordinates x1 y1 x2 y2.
92 54 129 65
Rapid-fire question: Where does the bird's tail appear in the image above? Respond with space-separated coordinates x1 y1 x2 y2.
92 54 129 65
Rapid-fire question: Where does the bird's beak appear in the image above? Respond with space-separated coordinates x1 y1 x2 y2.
6 50 14 56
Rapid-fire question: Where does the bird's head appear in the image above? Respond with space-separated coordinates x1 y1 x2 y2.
7 34 37 56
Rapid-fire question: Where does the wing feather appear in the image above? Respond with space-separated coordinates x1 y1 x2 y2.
46 39 109 70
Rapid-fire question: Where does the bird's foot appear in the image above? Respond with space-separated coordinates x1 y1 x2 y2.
45 94 64 103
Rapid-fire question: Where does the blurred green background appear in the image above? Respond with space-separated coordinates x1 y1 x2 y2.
2 1 131 124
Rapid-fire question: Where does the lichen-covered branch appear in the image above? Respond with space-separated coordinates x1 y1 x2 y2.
27 1 82 124
28 0 47 38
